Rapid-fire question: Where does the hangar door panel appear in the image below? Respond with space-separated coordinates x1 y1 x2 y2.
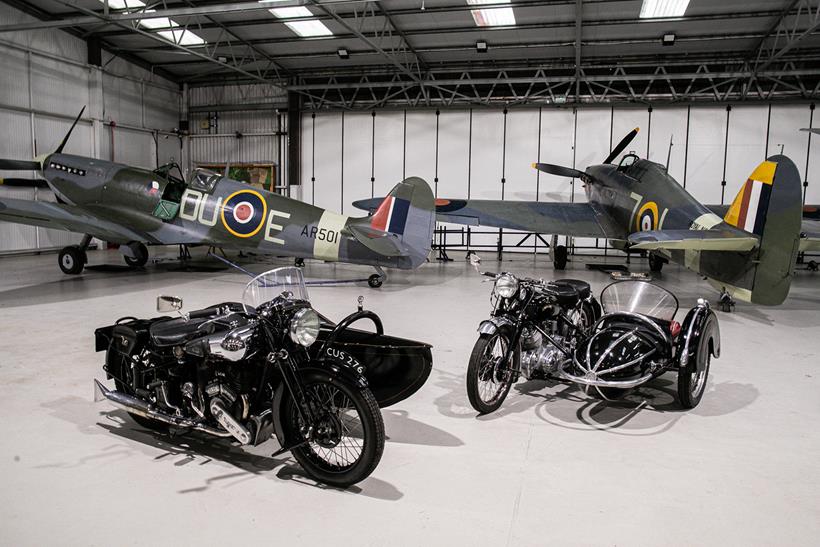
311 113 343 213
725 106 768 197
342 113 373 214
502 110 540 250
612 107 649 160
301 114 315 204
469 110 505 248
538 108 575 203
648 107 688 184
435 111 471 246
574 108 611 251
404 111 437 189
686 106 726 205
372 111 404 199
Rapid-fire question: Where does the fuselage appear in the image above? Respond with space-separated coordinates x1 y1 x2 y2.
42 153 416 269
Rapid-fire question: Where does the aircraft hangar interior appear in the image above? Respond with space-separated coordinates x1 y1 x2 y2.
1 0 820 545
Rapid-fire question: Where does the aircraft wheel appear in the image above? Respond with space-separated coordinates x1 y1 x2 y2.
648 253 664 273
294 257 305 268
58 245 85 275
808 260 818 272
368 274 383 288
124 243 149 268
553 245 568 270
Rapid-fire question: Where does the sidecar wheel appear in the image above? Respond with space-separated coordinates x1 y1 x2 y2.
282 370 384 488
678 349 711 409
466 332 517 414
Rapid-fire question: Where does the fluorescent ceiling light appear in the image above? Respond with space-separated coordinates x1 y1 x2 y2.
639 0 690 18
269 6 334 37
97 0 206 45
466 0 516 27
269 6 313 18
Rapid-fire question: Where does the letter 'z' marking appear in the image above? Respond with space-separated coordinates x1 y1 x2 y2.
313 211 348 261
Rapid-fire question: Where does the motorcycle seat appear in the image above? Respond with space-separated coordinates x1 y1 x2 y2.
553 278 591 300
148 302 244 347
547 282 580 307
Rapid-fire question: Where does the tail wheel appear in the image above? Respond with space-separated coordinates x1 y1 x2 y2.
678 340 712 409
648 253 664 272
553 245 568 270
124 243 149 268
58 245 86 275
466 332 517 414
282 371 384 487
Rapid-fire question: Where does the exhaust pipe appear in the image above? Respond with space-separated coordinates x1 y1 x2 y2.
93 379 232 438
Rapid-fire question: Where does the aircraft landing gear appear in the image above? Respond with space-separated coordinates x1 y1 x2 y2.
718 289 735 313
58 234 92 275
123 242 149 268
648 253 665 273
368 266 387 288
294 257 305 268
553 245 568 270
808 260 818 272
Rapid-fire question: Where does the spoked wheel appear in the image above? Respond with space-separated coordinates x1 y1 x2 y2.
283 371 384 487
678 349 711 409
108 348 167 432
466 332 517 414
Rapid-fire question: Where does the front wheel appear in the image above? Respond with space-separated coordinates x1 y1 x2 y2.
282 371 384 487
466 332 517 414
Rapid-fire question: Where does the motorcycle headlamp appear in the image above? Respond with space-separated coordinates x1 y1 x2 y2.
289 307 320 347
494 274 519 298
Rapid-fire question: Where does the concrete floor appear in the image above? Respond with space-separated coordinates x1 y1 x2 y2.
0 248 819 546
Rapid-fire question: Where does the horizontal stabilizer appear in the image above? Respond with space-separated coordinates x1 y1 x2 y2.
629 229 759 251
347 224 410 257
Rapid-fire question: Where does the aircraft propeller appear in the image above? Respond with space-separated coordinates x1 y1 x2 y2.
0 107 86 173
530 127 641 182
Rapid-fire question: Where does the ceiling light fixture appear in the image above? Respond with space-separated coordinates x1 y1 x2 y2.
466 0 516 27
476 40 488 53
661 33 676 46
337 47 350 59
639 0 690 19
269 6 334 37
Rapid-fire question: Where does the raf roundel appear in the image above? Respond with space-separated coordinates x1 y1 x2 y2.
636 201 659 232
220 189 268 238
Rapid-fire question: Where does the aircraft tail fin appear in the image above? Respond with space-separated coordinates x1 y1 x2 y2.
724 156 803 305
348 177 435 267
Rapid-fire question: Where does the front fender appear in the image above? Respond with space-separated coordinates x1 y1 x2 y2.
477 315 515 336
677 302 721 372
272 363 369 447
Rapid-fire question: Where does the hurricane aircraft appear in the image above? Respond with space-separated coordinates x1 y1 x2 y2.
0 109 435 287
355 128 818 308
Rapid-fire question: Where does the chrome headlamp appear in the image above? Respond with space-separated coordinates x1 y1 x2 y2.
494 274 519 298
289 307 320 347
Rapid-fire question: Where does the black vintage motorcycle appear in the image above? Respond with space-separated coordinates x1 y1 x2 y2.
466 259 602 414
93 267 432 487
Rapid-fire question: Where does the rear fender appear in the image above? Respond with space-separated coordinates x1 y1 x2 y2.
677 302 721 372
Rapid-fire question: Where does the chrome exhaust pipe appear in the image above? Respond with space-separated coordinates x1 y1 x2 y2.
93 379 232 438
210 397 252 445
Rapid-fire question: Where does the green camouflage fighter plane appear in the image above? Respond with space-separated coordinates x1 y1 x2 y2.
356 128 819 308
0 110 435 287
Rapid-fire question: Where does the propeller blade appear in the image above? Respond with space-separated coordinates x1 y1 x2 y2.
55 106 86 154
604 127 639 164
0 177 49 188
0 159 42 171
531 163 585 179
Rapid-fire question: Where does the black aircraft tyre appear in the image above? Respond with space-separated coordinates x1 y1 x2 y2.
109 346 168 432
368 274 383 288
282 370 385 488
58 245 86 275
124 242 149 268
677 337 712 409
553 245 568 270
466 332 517 414
648 253 664 272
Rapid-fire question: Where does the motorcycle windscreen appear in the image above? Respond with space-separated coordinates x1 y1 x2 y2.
314 327 433 408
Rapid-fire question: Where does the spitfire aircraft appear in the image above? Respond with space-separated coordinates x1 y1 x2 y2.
0 109 435 287
356 128 818 308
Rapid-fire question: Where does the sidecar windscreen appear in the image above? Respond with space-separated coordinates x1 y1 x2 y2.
313 326 433 408
600 280 678 321
242 267 309 312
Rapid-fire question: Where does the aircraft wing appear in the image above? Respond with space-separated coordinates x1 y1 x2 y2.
352 197 624 239
0 196 143 243
628 229 759 251
800 219 820 251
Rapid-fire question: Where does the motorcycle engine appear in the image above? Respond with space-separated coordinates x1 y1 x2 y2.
520 325 566 380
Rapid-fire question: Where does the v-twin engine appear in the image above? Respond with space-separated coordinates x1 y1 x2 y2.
519 326 566 380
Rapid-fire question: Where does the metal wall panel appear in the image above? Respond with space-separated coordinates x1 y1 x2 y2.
538 108 576 203
372 111 404 198
109 126 154 168
404 111 437 189
648 107 689 184
342 112 373 213
311 113 343 213
30 56 90 115
687 106 727 205
0 46 29 110
0 186 37 252
190 135 277 166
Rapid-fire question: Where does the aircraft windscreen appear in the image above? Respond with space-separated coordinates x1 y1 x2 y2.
190 168 222 193
153 162 184 186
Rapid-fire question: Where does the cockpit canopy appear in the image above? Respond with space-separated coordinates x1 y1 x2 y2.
189 168 222 193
